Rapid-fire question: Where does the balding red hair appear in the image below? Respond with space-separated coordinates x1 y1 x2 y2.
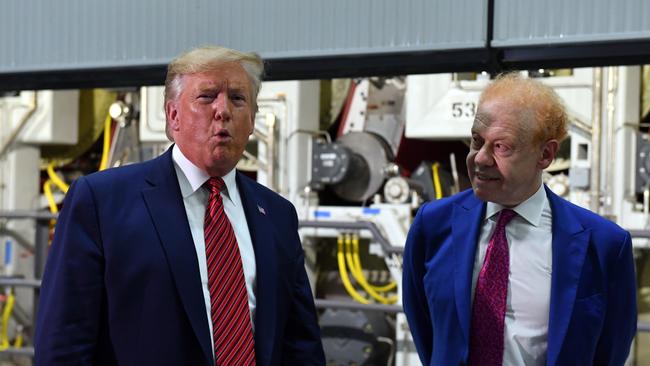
479 73 568 146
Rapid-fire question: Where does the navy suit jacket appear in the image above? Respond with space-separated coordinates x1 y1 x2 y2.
403 187 637 366
35 148 325 366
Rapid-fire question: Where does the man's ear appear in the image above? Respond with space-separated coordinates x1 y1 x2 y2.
165 100 181 132
538 139 559 170
249 112 256 135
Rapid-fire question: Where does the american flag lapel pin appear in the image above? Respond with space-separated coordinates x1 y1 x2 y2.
257 205 266 215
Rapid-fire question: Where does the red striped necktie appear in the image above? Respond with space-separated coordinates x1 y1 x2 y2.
204 177 256 365
469 208 517 366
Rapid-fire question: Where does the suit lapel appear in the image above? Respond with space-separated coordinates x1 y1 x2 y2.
452 195 485 349
141 150 213 365
236 173 278 366
545 187 589 365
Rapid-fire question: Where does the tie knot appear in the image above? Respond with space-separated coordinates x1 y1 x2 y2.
205 177 226 194
496 209 516 228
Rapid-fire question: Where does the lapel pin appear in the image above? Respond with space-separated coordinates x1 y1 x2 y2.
257 205 266 215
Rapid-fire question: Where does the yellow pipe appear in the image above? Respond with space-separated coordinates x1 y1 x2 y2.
99 114 112 171
0 292 15 351
43 180 59 214
345 234 397 304
44 112 111 200
351 234 397 293
431 162 443 200
337 235 370 304
46 164 69 194
43 179 59 230
13 326 22 348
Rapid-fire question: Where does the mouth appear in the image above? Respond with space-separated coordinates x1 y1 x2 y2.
213 129 232 141
474 172 500 182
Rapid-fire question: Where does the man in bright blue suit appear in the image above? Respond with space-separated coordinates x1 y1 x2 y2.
35 46 325 366
403 73 636 366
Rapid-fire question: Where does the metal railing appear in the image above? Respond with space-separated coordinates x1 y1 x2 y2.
299 220 404 254
0 210 56 358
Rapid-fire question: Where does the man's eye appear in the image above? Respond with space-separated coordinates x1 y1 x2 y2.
494 143 510 152
231 94 246 103
198 94 215 101
471 137 482 148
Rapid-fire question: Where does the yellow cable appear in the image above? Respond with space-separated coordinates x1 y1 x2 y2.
43 179 60 232
44 112 110 199
99 114 112 171
47 164 69 194
0 293 15 351
345 234 397 304
43 180 59 214
13 327 22 348
351 234 397 293
431 162 443 200
337 235 370 304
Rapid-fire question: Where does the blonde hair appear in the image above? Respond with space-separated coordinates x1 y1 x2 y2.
479 73 568 145
164 45 264 140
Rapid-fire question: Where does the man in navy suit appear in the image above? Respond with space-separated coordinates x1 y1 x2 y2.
35 46 325 365
403 73 637 365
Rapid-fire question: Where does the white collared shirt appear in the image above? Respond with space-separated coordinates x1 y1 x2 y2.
471 183 553 366
171 145 257 348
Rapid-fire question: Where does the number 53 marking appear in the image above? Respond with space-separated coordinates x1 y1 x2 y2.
451 102 476 118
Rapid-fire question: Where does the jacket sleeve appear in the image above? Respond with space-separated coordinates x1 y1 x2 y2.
402 206 434 365
34 177 106 365
594 231 637 365
280 204 326 366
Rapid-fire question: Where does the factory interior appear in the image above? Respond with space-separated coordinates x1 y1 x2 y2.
2 1 650 365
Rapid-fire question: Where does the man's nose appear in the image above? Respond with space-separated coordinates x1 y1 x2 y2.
214 93 232 120
474 146 494 167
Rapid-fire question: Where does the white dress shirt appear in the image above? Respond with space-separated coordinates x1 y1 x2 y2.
471 183 553 366
172 145 257 349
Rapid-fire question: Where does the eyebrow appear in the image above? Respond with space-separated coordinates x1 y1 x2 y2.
195 84 220 93
228 86 248 94
196 84 248 93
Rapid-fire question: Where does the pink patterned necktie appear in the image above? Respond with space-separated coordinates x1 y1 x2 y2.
469 208 517 366
204 177 256 365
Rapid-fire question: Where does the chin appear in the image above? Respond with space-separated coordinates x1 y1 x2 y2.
472 188 502 205
472 187 490 200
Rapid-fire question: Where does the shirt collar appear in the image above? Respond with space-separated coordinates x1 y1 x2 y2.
485 183 547 227
172 144 238 204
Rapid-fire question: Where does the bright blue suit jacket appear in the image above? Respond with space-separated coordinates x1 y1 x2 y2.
403 187 637 366
35 148 325 366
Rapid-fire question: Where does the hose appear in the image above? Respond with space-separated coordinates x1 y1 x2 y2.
337 235 370 304
13 325 23 348
43 112 112 217
344 234 397 304
351 234 397 293
43 180 59 215
98 114 112 171
46 164 69 194
431 162 443 200
0 292 15 351
43 179 59 232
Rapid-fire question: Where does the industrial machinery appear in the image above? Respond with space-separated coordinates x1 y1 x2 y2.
296 67 648 365
0 66 648 365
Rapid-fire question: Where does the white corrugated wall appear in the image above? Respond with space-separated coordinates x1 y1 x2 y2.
0 0 486 73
